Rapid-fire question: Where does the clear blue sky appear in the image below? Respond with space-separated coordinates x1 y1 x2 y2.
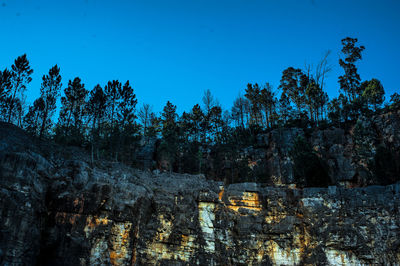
0 0 399 114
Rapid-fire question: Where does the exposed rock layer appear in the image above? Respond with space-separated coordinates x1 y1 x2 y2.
1 122 400 265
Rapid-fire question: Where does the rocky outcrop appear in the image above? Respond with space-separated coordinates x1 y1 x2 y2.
239 111 400 186
1 122 400 265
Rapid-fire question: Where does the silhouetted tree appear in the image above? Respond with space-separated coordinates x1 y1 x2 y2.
6 54 33 124
260 83 277 128
245 83 262 126
104 80 122 127
231 95 249 128
279 67 307 117
56 77 88 145
202 89 218 142
138 103 153 139
37 65 62 138
159 101 178 170
23 97 45 136
305 79 328 123
116 80 139 162
147 113 161 138
190 104 204 142
117 80 137 126
338 37 365 102
278 91 292 124
87 84 107 161
209 105 223 141
0 68 13 120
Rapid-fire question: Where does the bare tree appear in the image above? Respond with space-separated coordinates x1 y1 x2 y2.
315 50 332 91
202 89 218 115
138 103 153 140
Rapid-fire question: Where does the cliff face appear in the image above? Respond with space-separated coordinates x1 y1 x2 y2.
140 111 400 186
1 122 400 265
227 111 400 186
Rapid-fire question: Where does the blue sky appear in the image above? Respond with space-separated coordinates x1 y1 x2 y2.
0 0 399 113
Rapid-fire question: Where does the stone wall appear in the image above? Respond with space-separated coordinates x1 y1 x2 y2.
0 122 400 265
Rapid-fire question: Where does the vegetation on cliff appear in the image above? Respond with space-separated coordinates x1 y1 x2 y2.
1 37 399 187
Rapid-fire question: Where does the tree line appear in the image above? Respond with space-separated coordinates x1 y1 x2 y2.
1 37 399 182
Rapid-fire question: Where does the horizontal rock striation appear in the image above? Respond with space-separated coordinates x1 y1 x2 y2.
1 122 400 265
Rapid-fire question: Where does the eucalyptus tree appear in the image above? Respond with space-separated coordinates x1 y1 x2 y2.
338 37 365 102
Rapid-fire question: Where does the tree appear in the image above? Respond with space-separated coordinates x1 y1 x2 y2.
314 50 332 93
7 54 33 124
104 80 122 127
202 89 218 142
190 104 204 142
361 78 385 111
23 97 45 136
327 97 341 125
159 101 178 171
117 80 137 126
87 84 107 161
202 89 217 115
115 80 139 162
0 68 13 120
305 79 328 123
161 101 178 139
147 113 161 138
279 67 308 117
179 111 192 143
278 91 292 124
56 77 88 145
231 95 249 128
389 93 400 110
245 83 262 126
338 37 365 102
209 105 223 141
260 83 277 128
38 65 62 138
138 103 154 139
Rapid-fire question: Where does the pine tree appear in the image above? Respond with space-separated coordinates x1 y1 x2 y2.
7 54 33 124
116 80 139 163
159 101 178 170
117 81 137 126
104 80 122 127
87 84 107 161
245 83 262 126
56 77 88 145
209 105 223 141
260 83 276 128
190 104 204 143
0 68 13 120
38 65 62 138
23 97 45 136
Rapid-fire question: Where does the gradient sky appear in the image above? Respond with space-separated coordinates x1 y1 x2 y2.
0 0 399 114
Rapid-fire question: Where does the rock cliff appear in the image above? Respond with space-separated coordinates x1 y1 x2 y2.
1 122 400 265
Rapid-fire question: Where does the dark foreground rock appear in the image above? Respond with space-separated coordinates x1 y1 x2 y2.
1 123 400 265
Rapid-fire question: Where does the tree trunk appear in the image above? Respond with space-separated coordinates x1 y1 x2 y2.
39 105 48 139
